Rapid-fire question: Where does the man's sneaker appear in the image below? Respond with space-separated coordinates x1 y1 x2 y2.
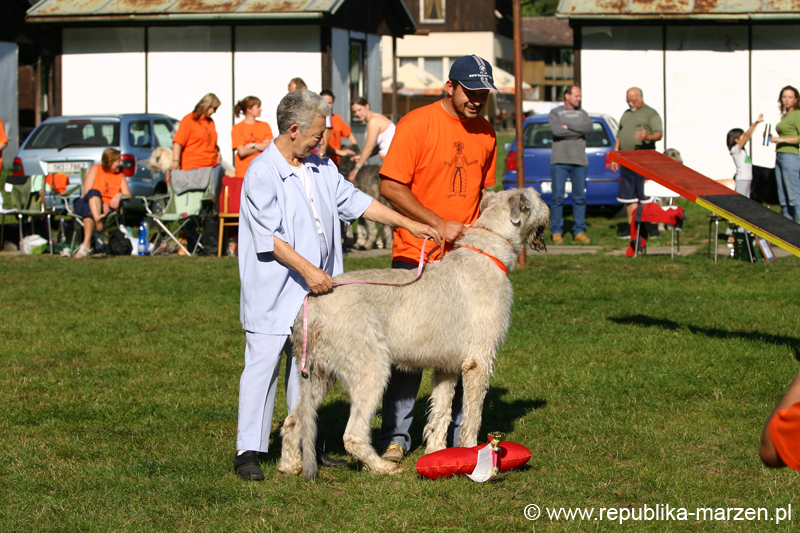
233 451 264 481
551 233 563 245
574 233 591 244
381 444 404 463
73 244 92 258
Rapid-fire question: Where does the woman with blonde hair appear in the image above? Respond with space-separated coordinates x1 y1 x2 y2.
72 148 131 258
348 97 395 182
231 96 274 177
171 92 221 171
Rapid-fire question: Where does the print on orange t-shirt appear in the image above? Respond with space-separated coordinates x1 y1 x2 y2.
231 120 273 177
89 164 125 206
379 101 497 265
0 118 7 168
173 113 218 170
328 114 352 166
769 401 800 470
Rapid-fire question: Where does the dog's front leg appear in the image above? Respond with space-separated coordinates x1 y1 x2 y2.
423 371 459 453
458 357 491 448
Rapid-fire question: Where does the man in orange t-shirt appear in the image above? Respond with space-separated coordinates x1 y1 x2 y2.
376 55 498 462
761 368 800 470
0 118 8 169
320 90 357 166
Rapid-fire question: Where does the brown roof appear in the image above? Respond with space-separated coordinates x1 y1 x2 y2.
522 16 573 47
558 0 800 19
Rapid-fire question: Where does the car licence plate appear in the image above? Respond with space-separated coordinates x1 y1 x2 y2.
540 181 572 194
47 161 92 174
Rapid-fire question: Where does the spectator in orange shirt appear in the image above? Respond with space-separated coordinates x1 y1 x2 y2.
761 367 800 470
72 148 131 258
320 90 357 167
171 93 220 172
231 96 273 177
0 118 8 168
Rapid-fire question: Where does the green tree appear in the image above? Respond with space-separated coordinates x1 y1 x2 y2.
521 0 559 17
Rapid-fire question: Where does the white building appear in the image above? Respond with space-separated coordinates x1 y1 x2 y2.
26 0 415 162
559 0 800 181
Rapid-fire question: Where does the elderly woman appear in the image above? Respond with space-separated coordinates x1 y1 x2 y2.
233 90 439 481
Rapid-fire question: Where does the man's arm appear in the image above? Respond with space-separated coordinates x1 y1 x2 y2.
760 369 800 468
380 177 466 243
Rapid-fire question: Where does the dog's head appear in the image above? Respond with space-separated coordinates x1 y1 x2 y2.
478 188 550 253
147 147 173 174
337 143 361 176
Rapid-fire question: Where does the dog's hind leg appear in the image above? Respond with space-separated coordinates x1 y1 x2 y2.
342 364 401 475
423 371 459 454
364 220 379 250
458 356 492 448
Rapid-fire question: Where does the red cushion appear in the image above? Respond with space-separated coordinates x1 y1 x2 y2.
220 176 243 214
415 441 531 480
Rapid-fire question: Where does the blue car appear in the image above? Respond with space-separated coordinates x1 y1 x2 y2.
502 113 621 206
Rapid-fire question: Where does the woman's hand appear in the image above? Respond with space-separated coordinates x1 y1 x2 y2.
301 265 335 294
347 167 359 183
170 160 180 170
405 221 441 245
338 148 356 157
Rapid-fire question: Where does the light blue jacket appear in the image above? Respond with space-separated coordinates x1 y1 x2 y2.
238 142 372 334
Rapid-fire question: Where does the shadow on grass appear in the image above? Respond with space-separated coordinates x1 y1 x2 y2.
264 385 547 464
608 314 800 358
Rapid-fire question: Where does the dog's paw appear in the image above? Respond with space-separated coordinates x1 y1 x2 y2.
276 459 302 476
368 459 403 475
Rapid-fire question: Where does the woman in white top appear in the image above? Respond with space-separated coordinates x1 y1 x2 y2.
348 97 395 182
726 113 763 198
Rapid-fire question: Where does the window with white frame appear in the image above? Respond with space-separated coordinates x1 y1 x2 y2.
423 57 443 80
421 0 445 23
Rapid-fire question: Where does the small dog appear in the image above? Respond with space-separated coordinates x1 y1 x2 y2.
147 147 173 174
278 188 550 479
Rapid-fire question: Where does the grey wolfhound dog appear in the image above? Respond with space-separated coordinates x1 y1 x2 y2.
338 147 393 250
278 188 549 479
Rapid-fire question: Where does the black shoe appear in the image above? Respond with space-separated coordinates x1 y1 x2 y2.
233 451 264 481
316 445 348 468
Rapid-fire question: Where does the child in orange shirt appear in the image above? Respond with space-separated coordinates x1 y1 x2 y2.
231 96 273 177
73 148 131 258
761 367 800 470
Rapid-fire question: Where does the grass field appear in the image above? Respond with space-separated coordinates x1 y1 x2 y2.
2 243 800 531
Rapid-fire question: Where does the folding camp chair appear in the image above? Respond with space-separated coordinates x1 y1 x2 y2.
138 167 215 256
8 174 58 253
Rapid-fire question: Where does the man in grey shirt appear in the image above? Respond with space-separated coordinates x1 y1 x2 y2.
549 85 594 244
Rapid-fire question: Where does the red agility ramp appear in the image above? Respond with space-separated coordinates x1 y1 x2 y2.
610 150 800 259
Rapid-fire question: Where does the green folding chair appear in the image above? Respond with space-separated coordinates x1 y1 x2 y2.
138 167 215 256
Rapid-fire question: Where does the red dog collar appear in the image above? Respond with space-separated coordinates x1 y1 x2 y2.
460 245 509 275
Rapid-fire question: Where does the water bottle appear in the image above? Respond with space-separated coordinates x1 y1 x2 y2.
138 221 148 256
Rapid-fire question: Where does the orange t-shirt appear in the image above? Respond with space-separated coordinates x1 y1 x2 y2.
769 401 800 470
231 120 273 177
89 164 124 206
380 101 497 265
0 118 7 168
173 113 218 170
329 114 352 166
46 173 69 194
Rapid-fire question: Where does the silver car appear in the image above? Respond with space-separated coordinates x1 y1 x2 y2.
12 114 178 210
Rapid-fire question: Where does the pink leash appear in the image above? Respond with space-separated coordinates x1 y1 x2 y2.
300 237 439 378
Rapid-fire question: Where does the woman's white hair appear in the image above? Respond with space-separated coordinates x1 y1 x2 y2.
277 90 331 135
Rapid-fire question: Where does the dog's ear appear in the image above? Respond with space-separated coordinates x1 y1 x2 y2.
480 190 496 212
509 193 522 224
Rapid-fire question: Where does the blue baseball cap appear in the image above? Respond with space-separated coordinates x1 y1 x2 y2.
448 55 498 92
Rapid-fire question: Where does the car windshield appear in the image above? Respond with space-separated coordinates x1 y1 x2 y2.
26 121 120 151
523 121 611 149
